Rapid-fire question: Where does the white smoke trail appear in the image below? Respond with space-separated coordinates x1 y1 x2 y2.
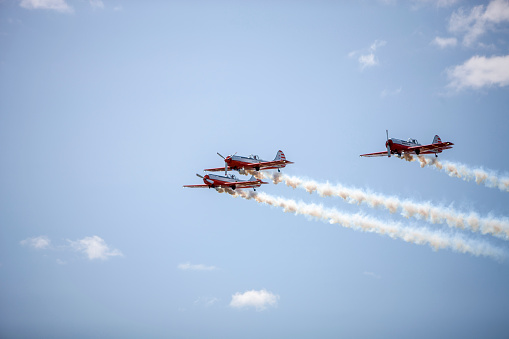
256 172 509 241
217 188 506 260
400 155 509 193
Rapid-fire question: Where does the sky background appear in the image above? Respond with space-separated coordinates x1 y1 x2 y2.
1 0 509 338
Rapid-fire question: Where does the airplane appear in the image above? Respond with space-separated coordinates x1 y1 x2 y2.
183 173 268 191
204 150 294 175
360 130 454 158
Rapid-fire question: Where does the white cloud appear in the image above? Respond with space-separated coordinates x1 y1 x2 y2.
432 36 458 48
359 53 377 68
19 0 73 13
230 289 279 311
449 0 509 46
447 54 509 90
68 236 122 260
350 40 387 70
20 236 51 249
178 262 216 271
484 0 509 23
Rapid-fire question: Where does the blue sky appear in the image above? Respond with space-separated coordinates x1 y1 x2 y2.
1 0 509 338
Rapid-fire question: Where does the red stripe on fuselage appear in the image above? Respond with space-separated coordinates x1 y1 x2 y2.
228 160 286 170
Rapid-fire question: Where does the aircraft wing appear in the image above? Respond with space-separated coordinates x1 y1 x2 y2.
203 166 232 172
359 151 389 157
232 180 269 187
408 142 454 154
183 184 210 188
257 160 294 168
205 161 293 172
237 160 294 170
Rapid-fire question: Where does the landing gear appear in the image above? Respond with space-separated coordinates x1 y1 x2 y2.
435 154 438 158
231 185 236 190
415 149 420 155
277 168 281 172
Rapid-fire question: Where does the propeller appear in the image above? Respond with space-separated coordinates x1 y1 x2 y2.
217 152 236 176
196 173 204 179
386 129 391 158
216 153 227 175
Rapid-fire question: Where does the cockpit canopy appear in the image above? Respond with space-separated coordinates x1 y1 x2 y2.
249 154 259 160
407 138 419 144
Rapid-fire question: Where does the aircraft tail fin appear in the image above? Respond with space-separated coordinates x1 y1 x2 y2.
274 150 286 161
433 135 442 144
248 175 257 182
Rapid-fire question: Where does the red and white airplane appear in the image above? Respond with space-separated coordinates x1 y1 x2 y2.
204 150 294 175
360 130 454 158
183 173 268 191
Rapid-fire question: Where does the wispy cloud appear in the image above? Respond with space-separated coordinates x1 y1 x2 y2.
19 0 73 13
411 0 460 8
230 289 279 311
89 0 104 10
349 40 387 70
449 0 509 46
194 297 219 307
88 0 104 9
447 54 509 90
380 87 402 98
19 0 105 12
432 36 458 48
20 236 51 249
359 54 377 69
378 0 397 5
178 262 217 271
363 271 382 279
380 0 459 8
68 236 122 260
